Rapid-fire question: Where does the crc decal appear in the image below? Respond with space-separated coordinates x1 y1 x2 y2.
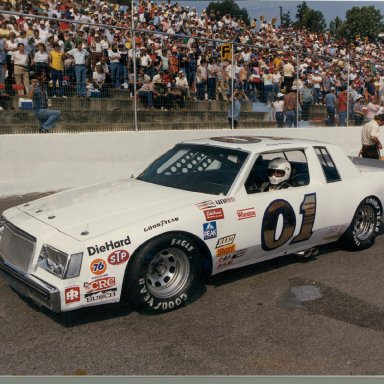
86 288 117 302
90 258 107 275
84 277 116 294
108 249 130 265
216 234 236 248
65 286 80 304
215 197 236 205
196 200 216 210
171 238 195 252
237 207 256 220
204 208 224 221
216 244 236 257
144 217 179 232
139 278 188 310
203 221 217 240
261 193 316 251
87 235 131 256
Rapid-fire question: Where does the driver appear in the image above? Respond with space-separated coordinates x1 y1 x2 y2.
262 157 292 191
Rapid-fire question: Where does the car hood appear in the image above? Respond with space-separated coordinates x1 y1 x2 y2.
16 178 207 241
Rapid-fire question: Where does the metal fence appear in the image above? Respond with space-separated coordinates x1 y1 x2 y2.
1 11 383 134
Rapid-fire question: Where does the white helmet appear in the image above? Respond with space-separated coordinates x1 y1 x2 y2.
267 158 291 185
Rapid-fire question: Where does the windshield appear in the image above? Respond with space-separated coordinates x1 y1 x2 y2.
137 144 249 195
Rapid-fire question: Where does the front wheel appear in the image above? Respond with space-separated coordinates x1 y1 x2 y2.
125 233 203 314
340 197 382 250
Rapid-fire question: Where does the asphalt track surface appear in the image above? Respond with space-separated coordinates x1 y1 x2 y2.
1 194 384 375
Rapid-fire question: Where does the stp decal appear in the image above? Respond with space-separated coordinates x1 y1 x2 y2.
90 258 107 275
65 286 80 304
203 221 217 240
204 208 224 221
108 250 130 265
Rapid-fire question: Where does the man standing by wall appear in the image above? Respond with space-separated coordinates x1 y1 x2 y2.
67 42 89 97
360 114 384 159
324 87 337 126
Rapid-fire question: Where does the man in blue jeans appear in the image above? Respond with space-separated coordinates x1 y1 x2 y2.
67 42 89 97
28 72 61 133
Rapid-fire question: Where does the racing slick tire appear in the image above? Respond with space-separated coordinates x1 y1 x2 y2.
340 196 382 251
125 233 203 314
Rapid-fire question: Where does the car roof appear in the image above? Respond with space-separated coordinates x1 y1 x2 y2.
180 136 328 153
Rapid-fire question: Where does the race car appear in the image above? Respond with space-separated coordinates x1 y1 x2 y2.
0 136 383 314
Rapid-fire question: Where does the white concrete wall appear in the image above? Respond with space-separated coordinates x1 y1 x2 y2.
0 127 373 197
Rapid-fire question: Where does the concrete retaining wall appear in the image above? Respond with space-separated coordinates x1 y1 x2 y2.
0 126 376 197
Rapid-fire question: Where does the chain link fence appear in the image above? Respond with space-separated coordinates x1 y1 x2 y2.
1 11 383 134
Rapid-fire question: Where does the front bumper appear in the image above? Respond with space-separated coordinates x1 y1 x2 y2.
0 256 61 312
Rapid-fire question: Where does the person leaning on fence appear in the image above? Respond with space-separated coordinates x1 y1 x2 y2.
360 113 384 160
227 90 248 129
353 94 365 125
272 93 285 128
283 86 298 127
28 72 61 133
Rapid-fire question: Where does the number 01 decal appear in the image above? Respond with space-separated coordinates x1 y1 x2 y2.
261 193 316 251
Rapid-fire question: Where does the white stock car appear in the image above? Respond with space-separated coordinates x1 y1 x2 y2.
0 136 383 314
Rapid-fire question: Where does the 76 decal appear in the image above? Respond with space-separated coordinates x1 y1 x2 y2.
90 258 107 275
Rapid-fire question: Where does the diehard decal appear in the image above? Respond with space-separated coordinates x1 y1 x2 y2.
108 250 130 265
204 208 224 221
65 286 80 304
90 258 107 275
237 208 256 220
203 221 217 240
87 235 131 256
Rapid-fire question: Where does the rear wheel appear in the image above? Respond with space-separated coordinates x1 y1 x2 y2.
340 197 382 250
125 233 202 314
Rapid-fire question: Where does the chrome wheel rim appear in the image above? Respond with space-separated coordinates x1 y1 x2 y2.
354 205 376 241
146 247 190 298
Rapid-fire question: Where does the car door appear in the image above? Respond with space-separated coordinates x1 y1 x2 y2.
217 148 327 270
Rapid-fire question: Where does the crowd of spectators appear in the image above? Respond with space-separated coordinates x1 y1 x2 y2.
1 0 384 122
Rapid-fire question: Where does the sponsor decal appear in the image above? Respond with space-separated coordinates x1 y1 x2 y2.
217 260 233 269
237 207 256 220
204 208 224 221
144 217 179 232
215 197 236 205
85 288 117 302
203 221 217 240
84 277 116 294
108 250 130 265
217 249 247 264
216 244 236 257
217 249 247 269
90 258 107 275
65 286 80 304
216 234 236 248
171 238 194 252
87 235 131 256
196 200 216 210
